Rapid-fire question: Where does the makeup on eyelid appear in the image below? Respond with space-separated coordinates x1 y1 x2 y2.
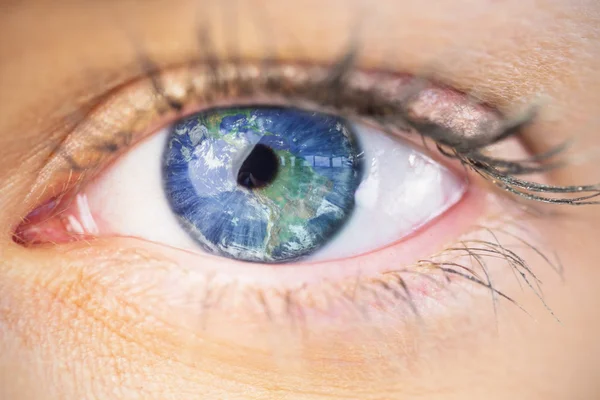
20 63 503 204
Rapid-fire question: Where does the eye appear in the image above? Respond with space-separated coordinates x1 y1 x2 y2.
14 60 530 299
35 105 462 263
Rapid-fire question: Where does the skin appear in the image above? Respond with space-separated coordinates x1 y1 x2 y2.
1 0 599 399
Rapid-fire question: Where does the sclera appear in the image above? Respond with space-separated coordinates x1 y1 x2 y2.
82 117 465 262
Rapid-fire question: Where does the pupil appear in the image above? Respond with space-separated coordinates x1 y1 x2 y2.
237 144 279 189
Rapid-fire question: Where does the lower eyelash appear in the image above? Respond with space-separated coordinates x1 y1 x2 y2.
158 214 559 330
5 208 560 353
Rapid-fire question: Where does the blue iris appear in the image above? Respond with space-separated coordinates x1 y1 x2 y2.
162 106 363 263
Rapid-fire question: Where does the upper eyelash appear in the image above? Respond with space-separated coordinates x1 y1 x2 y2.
32 46 597 236
44 60 469 189
96 39 600 206
324 50 600 206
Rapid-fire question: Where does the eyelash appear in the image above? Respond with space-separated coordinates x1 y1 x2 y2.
16 43 592 326
43 50 600 212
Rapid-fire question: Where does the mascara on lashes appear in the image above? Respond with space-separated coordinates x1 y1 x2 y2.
52 61 509 181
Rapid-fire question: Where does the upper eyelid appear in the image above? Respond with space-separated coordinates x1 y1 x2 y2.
36 59 506 183
24 54 593 214
25 55 596 229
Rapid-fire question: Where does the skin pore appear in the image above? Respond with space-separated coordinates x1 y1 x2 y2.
1 0 599 399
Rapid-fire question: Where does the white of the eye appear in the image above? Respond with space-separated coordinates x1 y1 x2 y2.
87 123 466 261
309 123 466 260
87 128 200 250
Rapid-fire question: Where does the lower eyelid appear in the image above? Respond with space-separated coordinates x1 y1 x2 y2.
9 182 514 350
38 178 484 322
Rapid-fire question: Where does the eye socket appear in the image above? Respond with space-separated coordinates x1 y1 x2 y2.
15 59 561 326
12 61 506 268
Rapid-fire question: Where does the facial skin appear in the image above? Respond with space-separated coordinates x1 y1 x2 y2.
1 0 599 399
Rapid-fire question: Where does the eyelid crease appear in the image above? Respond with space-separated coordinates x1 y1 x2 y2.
23 59 508 213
